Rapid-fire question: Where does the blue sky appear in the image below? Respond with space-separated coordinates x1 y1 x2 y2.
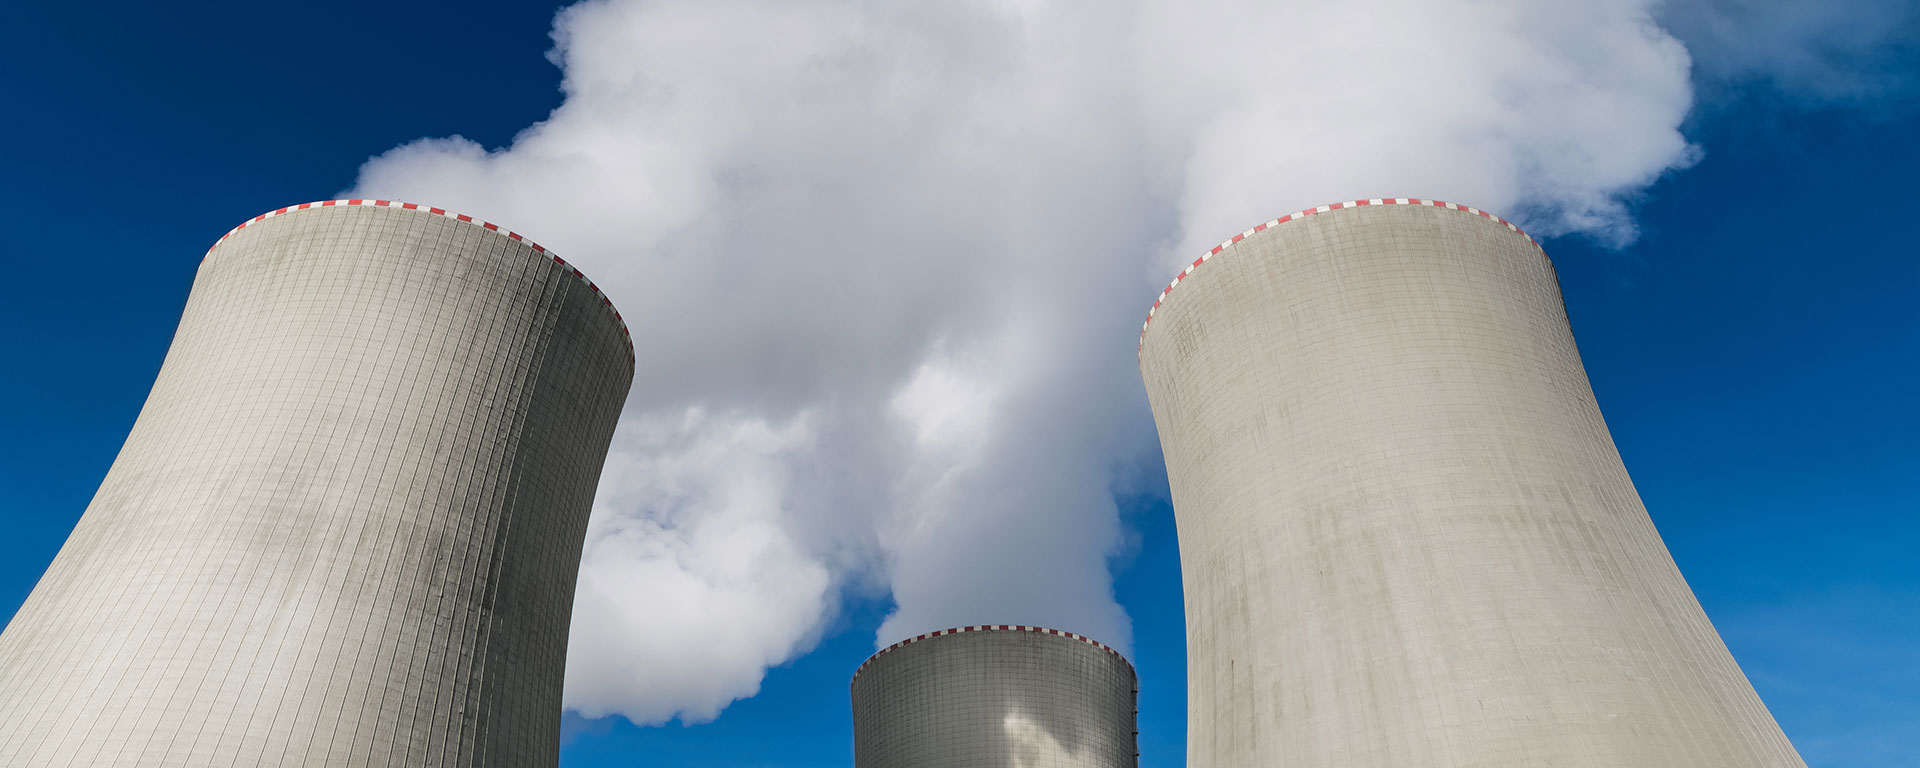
2 1 1915 766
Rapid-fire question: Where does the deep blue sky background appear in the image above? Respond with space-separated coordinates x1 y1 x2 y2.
2 2 1915 766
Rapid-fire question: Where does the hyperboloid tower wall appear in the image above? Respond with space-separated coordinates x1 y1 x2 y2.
0 200 633 767
851 626 1138 768
1137 199 1804 767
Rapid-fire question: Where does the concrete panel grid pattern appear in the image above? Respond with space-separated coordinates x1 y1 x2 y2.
851 626 1138 768
1137 202 1805 767
0 203 633 766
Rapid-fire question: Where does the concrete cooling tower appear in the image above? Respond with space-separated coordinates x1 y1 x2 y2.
851 626 1138 768
1137 199 1805 767
0 200 633 767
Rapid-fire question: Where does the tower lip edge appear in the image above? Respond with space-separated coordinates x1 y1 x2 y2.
849 624 1136 685
200 198 635 362
1136 197 1541 358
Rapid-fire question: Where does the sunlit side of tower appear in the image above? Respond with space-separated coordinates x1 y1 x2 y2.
851 626 1138 768
1137 199 1805 767
0 200 634 767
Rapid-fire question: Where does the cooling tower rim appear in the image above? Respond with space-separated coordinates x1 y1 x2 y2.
201 198 634 360
1137 197 1541 355
850 624 1134 683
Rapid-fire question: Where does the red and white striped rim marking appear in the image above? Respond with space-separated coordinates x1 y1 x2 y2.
1138 198 1540 354
203 199 634 359
851 625 1133 682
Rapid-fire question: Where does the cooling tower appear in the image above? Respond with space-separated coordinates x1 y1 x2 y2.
0 200 633 767
1137 199 1804 767
851 626 1138 768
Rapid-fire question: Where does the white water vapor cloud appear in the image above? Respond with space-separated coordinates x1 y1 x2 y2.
351 0 1705 725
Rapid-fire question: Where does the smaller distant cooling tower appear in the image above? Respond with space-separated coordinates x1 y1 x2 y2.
850 626 1138 768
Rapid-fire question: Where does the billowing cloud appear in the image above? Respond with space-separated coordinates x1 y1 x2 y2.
351 0 1705 725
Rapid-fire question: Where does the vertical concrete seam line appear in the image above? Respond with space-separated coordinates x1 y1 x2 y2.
1137 197 1542 355
201 199 637 363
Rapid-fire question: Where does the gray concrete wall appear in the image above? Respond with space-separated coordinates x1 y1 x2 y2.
1138 201 1804 767
851 626 1137 768
0 201 633 767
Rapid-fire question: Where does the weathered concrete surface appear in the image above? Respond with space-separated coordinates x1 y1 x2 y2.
852 627 1138 768
1138 203 1805 767
0 204 633 766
